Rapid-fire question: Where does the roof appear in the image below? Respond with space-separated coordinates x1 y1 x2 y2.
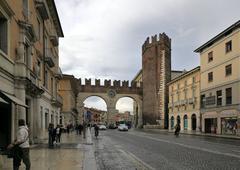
167 66 200 85
47 0 64 37
194 20 240 53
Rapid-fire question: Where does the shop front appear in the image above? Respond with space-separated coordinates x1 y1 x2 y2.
221 117 238 135
205 118 217 134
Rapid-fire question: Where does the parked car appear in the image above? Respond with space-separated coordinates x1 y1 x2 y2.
118 124 128 131
108 124 117 129
99 125 107 130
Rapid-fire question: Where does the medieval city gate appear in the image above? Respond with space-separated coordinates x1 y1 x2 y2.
76 79 143 127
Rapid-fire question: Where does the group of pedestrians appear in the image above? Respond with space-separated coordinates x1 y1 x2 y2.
48 124 62 148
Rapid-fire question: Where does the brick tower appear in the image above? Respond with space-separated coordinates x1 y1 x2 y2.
142 33 171 128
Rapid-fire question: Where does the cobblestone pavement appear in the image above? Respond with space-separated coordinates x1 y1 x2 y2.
1 133 85 170
93 129 240 170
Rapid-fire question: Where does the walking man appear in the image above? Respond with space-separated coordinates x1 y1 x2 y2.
8 119 31 170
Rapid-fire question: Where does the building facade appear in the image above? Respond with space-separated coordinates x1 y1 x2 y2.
195 21 240 136
58 75 79 126
0 0 63 148
142 33 171 128
168 67 201 132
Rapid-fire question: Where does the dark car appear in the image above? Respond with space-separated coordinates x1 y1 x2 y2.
108 124 117 129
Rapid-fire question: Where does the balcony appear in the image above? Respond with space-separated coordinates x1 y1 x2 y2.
55 67 62 79
44 49 55 68
180 100 187 105
50 35 59 46
174 101 180 107
35 0 49 20
51 94 63 107
188 97 196 104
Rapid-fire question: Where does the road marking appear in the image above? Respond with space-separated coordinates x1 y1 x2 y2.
130 132 240 159
118 149 155 170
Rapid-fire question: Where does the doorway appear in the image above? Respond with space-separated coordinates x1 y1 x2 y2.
191 114 197 130
0 102 11 149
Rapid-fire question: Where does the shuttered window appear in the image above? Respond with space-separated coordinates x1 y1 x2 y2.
0 17 8 54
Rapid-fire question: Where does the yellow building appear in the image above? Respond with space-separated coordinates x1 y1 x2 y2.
168 67 200 132
195 21 240 136
132 69 142 127
59 74 79 126
0 0 63 147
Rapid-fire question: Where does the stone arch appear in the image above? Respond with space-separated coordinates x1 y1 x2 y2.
113 94 142 128
76 92 142 127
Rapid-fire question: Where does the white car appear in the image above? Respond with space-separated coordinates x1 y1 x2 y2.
118 124 128 131
99 125 107 130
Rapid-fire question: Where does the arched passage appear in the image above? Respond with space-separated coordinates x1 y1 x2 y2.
183 115 188 130
115 97 134 128
191 114 197 130
77 92 142 127
83 96 107 124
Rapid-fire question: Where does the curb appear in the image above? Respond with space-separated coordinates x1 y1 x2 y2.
141 129 240 140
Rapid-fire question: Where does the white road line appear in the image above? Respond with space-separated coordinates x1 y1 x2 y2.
130 132 240 159
118 149 156 170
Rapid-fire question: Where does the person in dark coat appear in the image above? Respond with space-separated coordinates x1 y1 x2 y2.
48 123 55 148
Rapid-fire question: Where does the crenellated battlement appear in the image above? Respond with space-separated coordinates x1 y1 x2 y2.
142 32 171 54
78 78 142 89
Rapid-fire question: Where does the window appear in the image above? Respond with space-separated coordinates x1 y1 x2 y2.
37 60 41 77
0 14 8 54
208 51 213 63
216 90 222 106
226 88 232 105
192 76 195 83
37 18 41 40
225 64 232 76
225 41 232 53
44 70 48 88
23 0 29 20
201 94 206 108
208 72 213 82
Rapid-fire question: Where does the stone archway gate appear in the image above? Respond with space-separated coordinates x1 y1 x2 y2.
76 78 143 127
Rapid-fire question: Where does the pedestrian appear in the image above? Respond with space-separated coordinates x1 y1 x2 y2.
175 122 180 136
8 119 31 170
75 124 79 135
66 124 70 134
55 125 61 145
82 122 87 139
94 124 99 138
48 123 54 148
78 124 83 135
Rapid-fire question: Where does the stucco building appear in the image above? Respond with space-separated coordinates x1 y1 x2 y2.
168 67 201 132
58 74 79 126
195 21 240 136
0 0 63 148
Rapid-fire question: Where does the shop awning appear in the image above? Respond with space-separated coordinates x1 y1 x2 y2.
0 91 28 108
0 96 9 104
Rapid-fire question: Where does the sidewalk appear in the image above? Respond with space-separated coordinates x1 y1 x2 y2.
141 128 240 140
1 132 86 170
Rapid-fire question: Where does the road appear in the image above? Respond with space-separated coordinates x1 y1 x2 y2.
92 129 240 170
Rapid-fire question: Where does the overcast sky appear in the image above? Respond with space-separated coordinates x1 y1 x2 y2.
55 0 240 112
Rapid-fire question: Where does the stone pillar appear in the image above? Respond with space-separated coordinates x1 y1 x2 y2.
197 114 201 132
217 116 221 135
202 114 205 133
188 116 192 131
15 84 26 120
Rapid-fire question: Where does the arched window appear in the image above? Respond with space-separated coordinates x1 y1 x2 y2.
177 115 181 124
184 115 188 130
191 114 197 130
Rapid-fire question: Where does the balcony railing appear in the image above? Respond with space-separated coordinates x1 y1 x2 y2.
44 49 55 68
51 94 63 107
